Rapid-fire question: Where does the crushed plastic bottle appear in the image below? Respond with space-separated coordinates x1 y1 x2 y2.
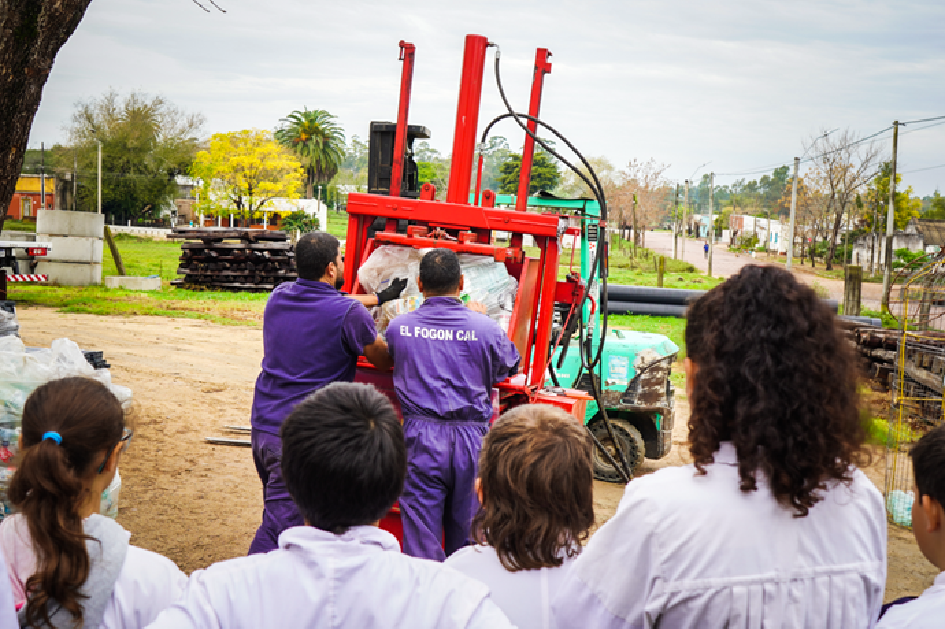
100 469 122 519
886 489 914 527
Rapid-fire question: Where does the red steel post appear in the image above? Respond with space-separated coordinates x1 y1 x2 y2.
446 34 490 206
515 48 552 213
389 41 416 199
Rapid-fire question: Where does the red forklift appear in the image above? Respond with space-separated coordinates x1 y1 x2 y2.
345 35 637 541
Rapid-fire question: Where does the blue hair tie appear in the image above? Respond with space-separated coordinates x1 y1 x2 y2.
41 431 62 445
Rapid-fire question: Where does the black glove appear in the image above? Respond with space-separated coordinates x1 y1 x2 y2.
376 277 408 306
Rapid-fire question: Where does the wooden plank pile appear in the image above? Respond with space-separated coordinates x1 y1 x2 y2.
853 326 899 389
168 227 296 292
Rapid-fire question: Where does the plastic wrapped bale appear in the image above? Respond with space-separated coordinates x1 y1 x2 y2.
377 295 425 333
0 301 18 338
357 245 424 298
458 255 518 333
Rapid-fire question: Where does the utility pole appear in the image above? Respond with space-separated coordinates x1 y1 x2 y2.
882 121 899 311
673 183 680 259
96 139 102 215
682 179 689 259
72 148 77 211
40 142 46 213
708 172 715 278
787 157 799 271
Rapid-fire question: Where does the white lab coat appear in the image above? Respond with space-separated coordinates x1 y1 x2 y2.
0 546 16 628
553 442 887 628
876 572 945 628
447 544 576 629
147 525 515 629
0 513 186 628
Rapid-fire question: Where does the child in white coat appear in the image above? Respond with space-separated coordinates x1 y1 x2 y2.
0 377 185 628
877 424 945 627
446 403 595 629
148 382 514 629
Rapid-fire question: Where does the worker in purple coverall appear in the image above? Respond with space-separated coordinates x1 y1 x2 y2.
386 249 521 561
249 231 405 554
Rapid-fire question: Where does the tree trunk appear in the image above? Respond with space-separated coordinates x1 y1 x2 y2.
825 199 844 271
306 167 314 199
0 0 94 232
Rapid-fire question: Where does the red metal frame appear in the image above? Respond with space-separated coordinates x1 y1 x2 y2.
446 35 489 206
515 48 552 214
388 41 416 201
346 36 590 543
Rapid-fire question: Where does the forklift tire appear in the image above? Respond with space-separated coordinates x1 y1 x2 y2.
589 416 645 483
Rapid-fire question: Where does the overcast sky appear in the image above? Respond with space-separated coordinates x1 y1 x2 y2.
26 0 945 195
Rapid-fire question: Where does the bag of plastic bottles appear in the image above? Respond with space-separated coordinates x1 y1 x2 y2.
0 302 18 338
886 489 914 527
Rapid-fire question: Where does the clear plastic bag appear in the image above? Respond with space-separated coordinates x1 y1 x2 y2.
357 245 423 298
0 306 18 338
377 295 424 332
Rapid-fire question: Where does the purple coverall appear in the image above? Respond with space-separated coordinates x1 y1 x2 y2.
387 296 521 561
249 279 378 554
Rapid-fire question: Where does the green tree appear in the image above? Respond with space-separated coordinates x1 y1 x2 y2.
414 141 450 199
922 191 945 219
868 161 922 230
498 150 560 195
69 90 204 222
275 108 345 199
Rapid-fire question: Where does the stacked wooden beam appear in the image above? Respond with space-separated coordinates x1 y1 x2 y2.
168 227 296 292
853 327 900 390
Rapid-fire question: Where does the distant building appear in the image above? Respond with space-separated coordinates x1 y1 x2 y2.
5 174 55 220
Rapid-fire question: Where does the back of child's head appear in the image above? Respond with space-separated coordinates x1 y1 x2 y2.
471 404 594 572
685 264 864 517
280 382 405 534
9 376 125 627
912 424 945 506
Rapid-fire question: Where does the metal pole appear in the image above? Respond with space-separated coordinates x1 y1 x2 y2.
446 34 489 205
40 142 46 212
787 157 799 271
882 121 899 310
389 40 416 199
708 173 715 277
73 148 77 212
515 48 552 213
97 139 102 215
673 183 680 259
682 180 689 259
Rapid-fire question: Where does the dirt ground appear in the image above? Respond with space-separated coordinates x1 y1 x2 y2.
15 306 938 601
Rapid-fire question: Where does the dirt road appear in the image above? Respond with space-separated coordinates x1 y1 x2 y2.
644 231 887 309
14 306 936 601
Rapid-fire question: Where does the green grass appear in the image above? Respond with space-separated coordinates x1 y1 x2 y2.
1 219 37 232
609 314 687 359
10 233 268 325
326 211 348 240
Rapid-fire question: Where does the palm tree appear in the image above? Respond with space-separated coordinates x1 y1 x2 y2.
275 108 345 199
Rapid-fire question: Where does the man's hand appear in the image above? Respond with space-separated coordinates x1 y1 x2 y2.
364 336 393 371
377 278 408 306
467 301 488 315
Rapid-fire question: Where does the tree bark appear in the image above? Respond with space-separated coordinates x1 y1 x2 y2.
825 198 845 271
0 0 94 232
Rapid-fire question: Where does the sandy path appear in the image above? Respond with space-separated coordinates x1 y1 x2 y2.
13 306 937 601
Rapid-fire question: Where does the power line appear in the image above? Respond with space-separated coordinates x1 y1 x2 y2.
901 114 945 125
715 116 944 180
900 162 945 175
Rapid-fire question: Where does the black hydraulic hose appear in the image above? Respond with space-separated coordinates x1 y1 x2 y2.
492 45 630 482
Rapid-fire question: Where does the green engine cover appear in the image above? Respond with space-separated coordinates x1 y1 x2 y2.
547 330 679 425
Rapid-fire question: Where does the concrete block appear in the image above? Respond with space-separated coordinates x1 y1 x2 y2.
37 210 104 239
104 276 161 290
40 236 103 264
0 232 36 243
34 260 102 286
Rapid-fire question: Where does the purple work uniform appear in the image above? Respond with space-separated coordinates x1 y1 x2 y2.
249 279 377 554
386 296 520 561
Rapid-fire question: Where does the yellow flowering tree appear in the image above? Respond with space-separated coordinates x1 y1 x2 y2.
191 129 304 224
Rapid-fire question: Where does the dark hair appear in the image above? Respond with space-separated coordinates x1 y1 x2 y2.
280 382 405 534
471 404 595 571
296 231 339 281
9 377 125 628
912 424 945 505
685 265 866 517
419 248 461 295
